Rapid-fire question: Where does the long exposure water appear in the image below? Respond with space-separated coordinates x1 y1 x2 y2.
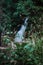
14 17 29 43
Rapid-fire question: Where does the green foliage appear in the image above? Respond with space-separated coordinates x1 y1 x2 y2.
0 0 43 33
2 36 11 45
0 38 43 65
0 0 43 64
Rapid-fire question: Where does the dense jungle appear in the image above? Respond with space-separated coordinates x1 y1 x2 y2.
0 0 43 65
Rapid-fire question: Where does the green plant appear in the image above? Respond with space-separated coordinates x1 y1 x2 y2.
0 38 43 65
0 0 43 65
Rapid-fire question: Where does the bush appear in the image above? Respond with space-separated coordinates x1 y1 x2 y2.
0 38 43 65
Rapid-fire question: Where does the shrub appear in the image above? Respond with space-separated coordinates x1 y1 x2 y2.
0 38 43 65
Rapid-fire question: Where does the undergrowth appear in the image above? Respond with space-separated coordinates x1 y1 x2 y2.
0 37 43 65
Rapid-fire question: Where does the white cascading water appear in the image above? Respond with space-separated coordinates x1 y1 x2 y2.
14 17 29 43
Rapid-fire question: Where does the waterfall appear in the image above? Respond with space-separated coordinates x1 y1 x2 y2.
14 17 29 43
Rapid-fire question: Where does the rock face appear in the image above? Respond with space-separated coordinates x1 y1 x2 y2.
14 17 29 43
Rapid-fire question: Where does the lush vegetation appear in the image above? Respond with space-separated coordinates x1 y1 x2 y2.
0 0 43 34
0 0 43 65
0 38 43 65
